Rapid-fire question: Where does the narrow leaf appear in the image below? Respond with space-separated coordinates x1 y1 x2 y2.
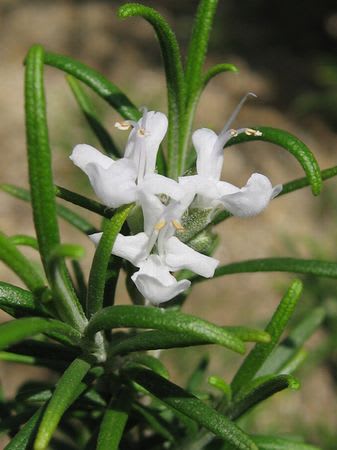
231 280 302 394
257 307 325 376
86 204 133 317
0 231 46 294
227 374 300 420
132 403 175 443
126 367 257 450
250 435 321 450
185 0 219 100
0 184 96 235
25 45 60 275
34 358 91 450
125 353 169 379
96 390 130 450
186 355 209 392
44 51 139 120
4 407 45 450
118 3 184 179
87 306 245 354
0 317 81 350
0 351 67 371
66 75 120 158
225 126 322 195
203 63 238 88
9 235 39 250
108 326 267 360
0 282 49 318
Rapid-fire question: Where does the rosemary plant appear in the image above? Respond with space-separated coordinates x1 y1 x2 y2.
0 1 333 449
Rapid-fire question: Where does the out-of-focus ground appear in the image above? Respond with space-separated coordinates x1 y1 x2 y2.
1 0 337 447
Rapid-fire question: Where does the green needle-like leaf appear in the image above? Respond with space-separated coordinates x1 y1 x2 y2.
118 3 184 179
257 307 325 376
126 367 258 450
0 317 81 350
96 390 130 450
0 282 49 318
225 126 322 196
0 184 96 235
66 75 120 158
107 326 268 360
9 235 39 250
202 63 239 88
250 435 321 450
191 258 337 283
0 232 46 294
25 45 60 276
4 407 45 450
124 353 169 379
185 0 219 100
186 355 209 392
133 403 175 443
231 280 302 394
86 204 133 317
227 374 300 420
34 358 91 450
44 51 139 120
0 351 67 371
87 306 245 354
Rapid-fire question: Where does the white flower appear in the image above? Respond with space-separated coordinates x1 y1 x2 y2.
180 93 282 216
90 192 219 305
70 109 182 208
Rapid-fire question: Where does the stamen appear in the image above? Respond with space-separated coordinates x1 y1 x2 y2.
220 92 257 136
229 129 238 137
155 220 166 231
137 127 147 137
114 121 131 131
172 220 185 231
245 128 262 136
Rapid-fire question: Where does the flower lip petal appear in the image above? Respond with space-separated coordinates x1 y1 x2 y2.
131 255 191 305
165 236 219 278
220 173 277 217
70 144 113 172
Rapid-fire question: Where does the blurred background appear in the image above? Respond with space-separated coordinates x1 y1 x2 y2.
1 0 337 447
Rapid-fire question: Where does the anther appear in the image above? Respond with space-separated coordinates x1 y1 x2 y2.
115 121 131 131
172 220 185 232
229 129 238 137
245 128 262 136
155 220 166 231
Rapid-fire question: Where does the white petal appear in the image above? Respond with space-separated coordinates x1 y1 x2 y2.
131 255 190 305
220 173 277 217
112 233 149 266
70 144 113 171
192 128 222 179
142 174 183 200
89 231 149 266
138 191 165 236
124 111 168 175
85 158 138 208
164 236 219 278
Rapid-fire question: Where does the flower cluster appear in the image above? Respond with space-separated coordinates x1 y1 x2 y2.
70 97 281 305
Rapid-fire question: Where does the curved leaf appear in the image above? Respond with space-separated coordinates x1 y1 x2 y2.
0 282 49 318
126 367 257 450
0 233 46 294
44 52 139 120
107 326 268 359
192 258 337 283
203 63 238 87
227 374 300 420
87 306 245 354
225 126 322 195
231 280 302 394
118 3 184 179
34 358 91 450
87 204 133 317
9 235 39 250
0 317 81 350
